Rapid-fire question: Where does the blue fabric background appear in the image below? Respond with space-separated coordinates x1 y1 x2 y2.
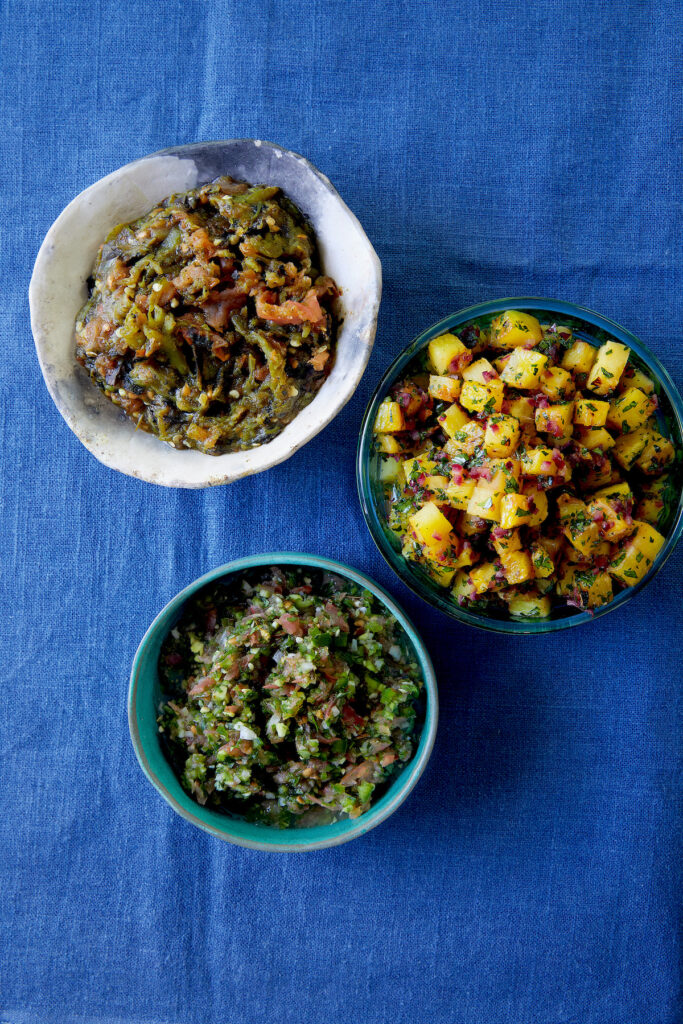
1 2 681 1022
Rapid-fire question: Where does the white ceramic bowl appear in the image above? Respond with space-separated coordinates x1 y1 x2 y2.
29 140 381 487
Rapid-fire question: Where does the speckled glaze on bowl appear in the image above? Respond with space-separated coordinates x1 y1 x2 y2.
128 553 438 851
30 140 381 487
357 298 683 634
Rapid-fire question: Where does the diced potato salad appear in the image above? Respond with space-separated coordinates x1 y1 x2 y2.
373 312 679 619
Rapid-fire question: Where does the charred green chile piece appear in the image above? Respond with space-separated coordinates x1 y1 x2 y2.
74 176 336 454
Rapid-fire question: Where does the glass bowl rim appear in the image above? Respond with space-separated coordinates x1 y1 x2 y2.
128 552 438 850
356 297 683 635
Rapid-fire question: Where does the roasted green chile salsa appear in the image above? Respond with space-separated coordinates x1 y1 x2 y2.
75 178 337 453
158 567 424 827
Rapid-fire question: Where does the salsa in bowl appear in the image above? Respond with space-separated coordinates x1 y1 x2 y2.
74 176 339 455
31 140 381 487
129 554 437 850
357 299 683 633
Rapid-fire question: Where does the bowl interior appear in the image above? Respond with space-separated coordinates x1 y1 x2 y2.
30 140 381 487
128 554 437 850
358 298 683 634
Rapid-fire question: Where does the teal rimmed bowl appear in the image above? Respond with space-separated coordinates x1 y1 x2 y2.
357 298 683 634
128 553 437 851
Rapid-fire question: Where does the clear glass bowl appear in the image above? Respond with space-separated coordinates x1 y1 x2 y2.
357 298 683 634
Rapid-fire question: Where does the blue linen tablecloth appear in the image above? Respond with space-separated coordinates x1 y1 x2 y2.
1 2 681 1022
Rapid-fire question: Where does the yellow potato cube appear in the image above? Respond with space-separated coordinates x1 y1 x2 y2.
506 395 536 428
460 379 505 414
493 352 512 374
401 535 422 563
374 400 405 433
408 502 452 554
580 461 620 492
467 479 503 522
376 434 402 454
586 496 636 543
558 566 613 608
499 549 534 585
520 445 559 475
421 545 461 588
402 533 429 561
635 475 669 525
445 479 476 510
437 401 470 438
530 542 555 578
561 340 597 376
556 492 584 520
499 493 530 529
500 347 549 389
403 452 438 481
541 323 573 342
508 592 551 618
575 427 616 452
452 570 475 603
489 457 521 480
612 428 650 469
379 458 404 485
541 533 565 559
555 563 576 596
540 366 575 402
484 414 521 457
557 493 600 555
535 402 574 439
444 420 486 458
424 562 458 588
428 333 472 375
423 475 451 500
583 571 614 607
428 375 462 402
586 341 630 394
636 494 665 525
520 484 549 526
607 388 653 433
608 522 665 585
491 528 522 557
462 358 498 383
490 310 543 349
468 562 502 595
591 481 632 503
485 467 509 500
574 398 609 427
461 513 491 536
453 541 478 569
635 431 675 475
569 539 611 565
643 474 670 496
392 382 424 416
619 366 655 395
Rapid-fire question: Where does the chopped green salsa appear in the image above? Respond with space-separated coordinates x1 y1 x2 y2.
75 177 337 454
158 567 424 827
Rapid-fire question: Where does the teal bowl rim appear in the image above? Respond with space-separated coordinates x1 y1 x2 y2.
357 297 683 635
128 552 438 851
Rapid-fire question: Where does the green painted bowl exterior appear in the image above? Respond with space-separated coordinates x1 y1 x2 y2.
128 553 438 851
357 297 683 635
